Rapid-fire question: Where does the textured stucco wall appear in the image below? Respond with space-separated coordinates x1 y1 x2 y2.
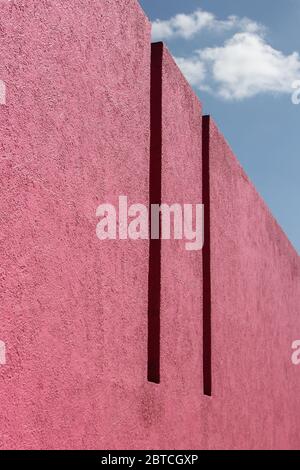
206 116 300 449
146 43 204 448
0 0 300 451
0 0 150 449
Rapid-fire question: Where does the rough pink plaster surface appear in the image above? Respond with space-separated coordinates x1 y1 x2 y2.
146 44 204 449
0 0 150 449
159 46 204 446
207 118 300 449
0 0 299 451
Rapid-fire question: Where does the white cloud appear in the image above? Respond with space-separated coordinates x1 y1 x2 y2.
151 8 263 41
174 57 207 88
175 32 300 100
152 10 214 40
152 8 300 100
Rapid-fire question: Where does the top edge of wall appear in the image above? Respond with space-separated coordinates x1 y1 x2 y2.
152 42 203 115
208 116 300 260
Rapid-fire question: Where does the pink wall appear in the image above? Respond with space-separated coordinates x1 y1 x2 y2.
146 43 204 448
0 0 150 449
0 0 299 450
205 116 300 449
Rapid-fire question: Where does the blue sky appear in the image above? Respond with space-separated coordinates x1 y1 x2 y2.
139 0 300 254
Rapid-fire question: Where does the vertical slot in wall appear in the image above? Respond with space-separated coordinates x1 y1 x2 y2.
202 115 212 396
147 42 163 384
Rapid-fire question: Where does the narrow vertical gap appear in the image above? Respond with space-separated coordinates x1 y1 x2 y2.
202 115 212 396
147 42 163 384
